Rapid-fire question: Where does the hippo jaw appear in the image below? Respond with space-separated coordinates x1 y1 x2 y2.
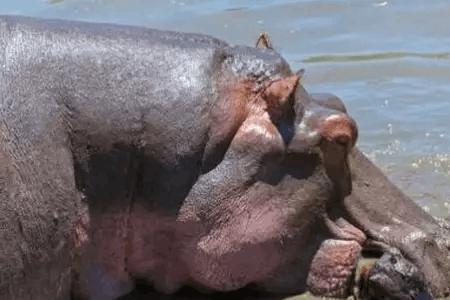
341 149 450 298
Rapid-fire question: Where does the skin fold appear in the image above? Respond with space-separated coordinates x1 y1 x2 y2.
0 16 448 300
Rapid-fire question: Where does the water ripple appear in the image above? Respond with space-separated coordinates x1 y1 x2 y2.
302 51 450 63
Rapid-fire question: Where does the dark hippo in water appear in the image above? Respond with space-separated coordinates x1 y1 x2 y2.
0 16 448 300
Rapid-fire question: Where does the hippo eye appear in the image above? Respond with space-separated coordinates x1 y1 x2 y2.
319 113 358 150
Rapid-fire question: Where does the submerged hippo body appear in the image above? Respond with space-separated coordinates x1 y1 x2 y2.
0 16 448 300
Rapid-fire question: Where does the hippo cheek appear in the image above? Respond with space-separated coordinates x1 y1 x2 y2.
177 152 339 295
180 172 326 292
183 198 294 292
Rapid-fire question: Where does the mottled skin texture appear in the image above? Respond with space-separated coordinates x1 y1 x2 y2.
0 16 449 300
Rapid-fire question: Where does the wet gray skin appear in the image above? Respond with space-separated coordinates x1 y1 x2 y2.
0 16 449 300
359 249 432 300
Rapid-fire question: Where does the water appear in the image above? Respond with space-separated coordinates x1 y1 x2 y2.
1 0 449 217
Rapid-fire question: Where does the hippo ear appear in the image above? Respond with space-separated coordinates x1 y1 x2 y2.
262 75 300 112
256 32 273 49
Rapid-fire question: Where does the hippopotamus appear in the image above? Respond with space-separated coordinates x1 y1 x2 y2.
0 15 448 300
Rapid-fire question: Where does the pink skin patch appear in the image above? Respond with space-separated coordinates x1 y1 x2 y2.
307 239 362 298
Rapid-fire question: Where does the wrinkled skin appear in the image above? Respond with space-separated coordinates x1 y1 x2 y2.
0 16 449 300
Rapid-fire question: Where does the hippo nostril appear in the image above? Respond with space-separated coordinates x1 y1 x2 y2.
390 256 397 265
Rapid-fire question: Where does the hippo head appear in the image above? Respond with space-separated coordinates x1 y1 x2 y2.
172 73 450 299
